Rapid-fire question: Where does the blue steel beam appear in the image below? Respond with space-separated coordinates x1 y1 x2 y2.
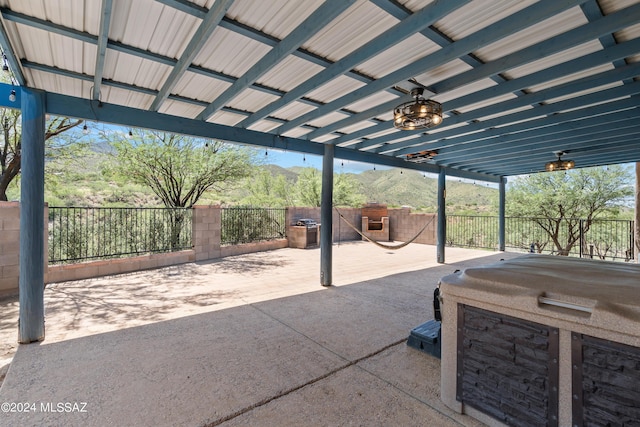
19 61 329 133
92 0 113 101
443 124 640 169
155 0 407 97
328 38 640 147
275 0 585 136
437 114 640 166
305 2 640 141
237 0 470 128
436 114 640 167
431 3 640 96
197 0 355 121
0 9 324 110
17 83 498 182
150 0 234 112
0 16 24 84
464 143 640 176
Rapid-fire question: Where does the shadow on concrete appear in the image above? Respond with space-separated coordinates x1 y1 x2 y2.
0 250 511 427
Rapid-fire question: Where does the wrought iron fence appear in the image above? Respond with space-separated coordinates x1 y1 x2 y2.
221 207 286 245
447 215 635 262
48 207 192 264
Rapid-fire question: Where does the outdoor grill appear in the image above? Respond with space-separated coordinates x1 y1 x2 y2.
289 219 318 249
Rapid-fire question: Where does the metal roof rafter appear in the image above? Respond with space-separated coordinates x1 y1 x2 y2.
92 0 113 101
236 0 470 128
150 0 234 112
275 0 586 136
196 0 355 121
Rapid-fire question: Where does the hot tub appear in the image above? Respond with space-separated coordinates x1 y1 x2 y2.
439 254 640 427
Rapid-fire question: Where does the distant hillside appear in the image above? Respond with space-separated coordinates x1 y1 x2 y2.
36 153 497 214
352 169 497 214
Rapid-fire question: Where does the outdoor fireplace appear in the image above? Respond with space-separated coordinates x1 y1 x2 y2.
361 203 389 241
439 255 640 427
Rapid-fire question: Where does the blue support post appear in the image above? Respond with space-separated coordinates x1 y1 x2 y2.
320 143 334 286
19 88 46 343
437 168 446 264
499 176 506 251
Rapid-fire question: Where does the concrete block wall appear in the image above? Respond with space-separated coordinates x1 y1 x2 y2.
0 202 20 296
193 205 222 261
388 207 437 245
287 206 361 243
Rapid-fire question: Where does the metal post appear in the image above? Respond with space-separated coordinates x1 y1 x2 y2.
579 219 584 258
437 168 446 264
498 176 506 251
320 144 334 286
19 88 46 343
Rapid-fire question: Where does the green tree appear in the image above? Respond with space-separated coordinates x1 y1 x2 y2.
105 130 255 248
242 169 295 207
106 130 255 208
507 165 633 255
295 168 364 207
0 110 83 200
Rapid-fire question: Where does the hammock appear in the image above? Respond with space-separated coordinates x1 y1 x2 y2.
334 207 435 250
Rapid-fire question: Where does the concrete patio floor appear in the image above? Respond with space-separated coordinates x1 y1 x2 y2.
0 242 521 426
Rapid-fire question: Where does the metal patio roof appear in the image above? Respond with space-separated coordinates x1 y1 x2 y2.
0 0 639 181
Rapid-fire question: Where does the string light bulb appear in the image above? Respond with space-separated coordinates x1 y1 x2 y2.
82 124 89 135
8 89 16 102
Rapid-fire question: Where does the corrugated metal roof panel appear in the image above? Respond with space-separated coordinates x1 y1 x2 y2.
413 59 472 89
271 100 317 121
158 99 205 119
193 27 272 76
246 119 281 133
455 92 518 114
333 120 380 135
544 81 623 104
104 51 171 91
615 23 640 41
435 0 536 41
16 26 95 76
432 78 497 105
302 0 398 61
503 40 604 80
227 87 280 112
99 85 155 110
600 0 640 14
29 69 87 98
345 91 399 113
306 75 366 103
206 110 246 126
257 55 324 92
306 111 350 128
396 0 436 12
173 71 232 103
281 127 312 138
474 6 588 62
226 0 324 41
311 134 338 143
108 0 199 59
528 63 615 93
477 105 533 122
357 33 439 79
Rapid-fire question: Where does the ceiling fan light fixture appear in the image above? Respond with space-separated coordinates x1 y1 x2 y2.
393 88 443 131
545 151 575 172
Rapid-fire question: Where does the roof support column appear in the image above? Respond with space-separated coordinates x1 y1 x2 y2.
437 168 446 264
19 87 46 343
499 177 506 252
320 143 334 286
635 162 639 263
